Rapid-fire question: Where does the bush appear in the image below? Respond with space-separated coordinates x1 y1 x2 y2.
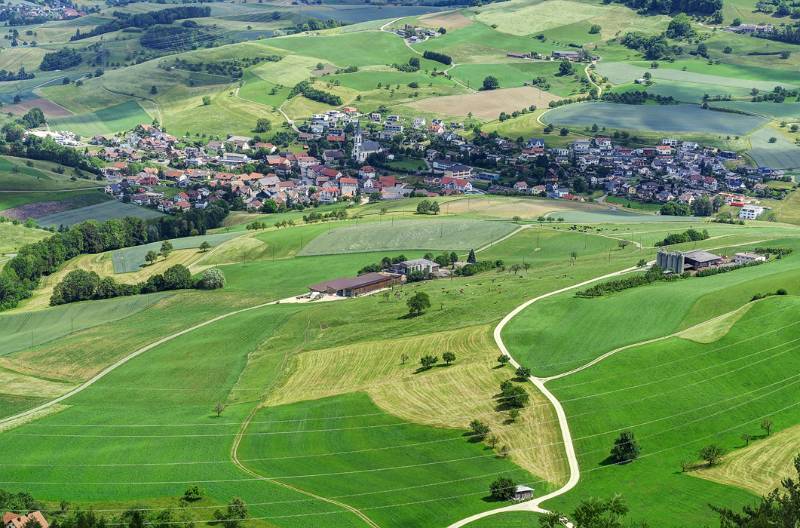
197 268 226 290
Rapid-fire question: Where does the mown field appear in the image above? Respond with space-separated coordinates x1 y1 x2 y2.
112 232 244 273
36 201 164 227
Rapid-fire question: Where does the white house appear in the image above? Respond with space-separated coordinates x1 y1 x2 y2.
739 204 764 220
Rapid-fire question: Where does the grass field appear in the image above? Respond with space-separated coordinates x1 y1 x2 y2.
0 156 102 192
48 101 152 137
448 62 579 97
36 201 163 228
0 222 50 257
542 102 768 136
747 126 800 169
297 219 517 255
542 296 800 526
409 86 557 120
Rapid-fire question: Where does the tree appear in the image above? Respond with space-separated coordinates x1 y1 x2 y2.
467 249 477 264
610 431 640 464
500 383 529 408
400 353 409 364
213 497 247 528
589 24 601 34
407 291 431 316
699 444 724 466
482 75 499 90
150 85 158 95
160 240 173 259
145 250 159 266
489 477 517 501
202 95 211 106
214 402 225 417
740 433 752 446
443 351 456 365
254 118 271 133
419 354 438 370
761 419 773 436
515 366 531 379
497 354 510 367
508 408 520 422
199 241 211 252
50 269 101 305
558 59 574 76
162 264 192 290
541 495 630 528
469 419 490 441
197 268 226 289
498 445 510 458
182 485 203 502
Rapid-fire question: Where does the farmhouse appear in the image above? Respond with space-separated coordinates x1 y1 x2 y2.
309 272 403 297
657 250 724 273
4 512 49 528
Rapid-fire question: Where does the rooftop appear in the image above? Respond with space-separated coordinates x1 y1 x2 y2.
683 250 722 263
309 272 400 293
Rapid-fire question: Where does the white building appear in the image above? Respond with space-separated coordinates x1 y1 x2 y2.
739 204 764 220
734 252 767 265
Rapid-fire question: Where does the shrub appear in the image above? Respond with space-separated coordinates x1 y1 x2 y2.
197 268 226 290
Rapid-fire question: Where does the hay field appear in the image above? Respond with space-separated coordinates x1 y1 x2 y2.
694 422 800 495
418 10 473 30
36 201 163 228
297 219 517 255
111 232 243 273
409 86 558 119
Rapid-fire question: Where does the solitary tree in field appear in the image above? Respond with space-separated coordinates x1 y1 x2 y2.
400 353 409 365
482 75 499 90
515 366 531 379
467 249 477 264
497 354 510 367
199 241 211 253
407 291 431 316
610 431 640 464
214 402 225 417
254 118 271 133
214 497 247 528
443 351 456 365
419 355 438 370
489 477 517 501
699 444 724 466
145 250 159 266
487 434 498 449
741 433 752 446
761 419 773 436
469 419 490 441
160 240 173 259
498 445 510 458
618 240 629 250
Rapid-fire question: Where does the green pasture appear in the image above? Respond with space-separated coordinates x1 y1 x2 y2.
111 232 243 273
644 80 753 103
327 68 454 92
503 235 800 377
0 222 50 256
49 101 153 137
238 71 291 108
542 102 767 136
450 62 581 97
36 201 163 228
544 296 800 526
0 156 102 191
0 293 170 358
710 102 800 119
266 31 417 68
297 219 517 255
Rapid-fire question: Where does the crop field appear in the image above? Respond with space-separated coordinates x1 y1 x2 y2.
297 219 517 255
542 102 768 136
748 126 800 169
644 80 753 103
710 102 800 119
541 296 800 526
449 62 579 97
48 101 153 137
0 293 170 357
3 97 73 119
36 201 163 228
597 61 794 91
409 86 557 120
111 232 244 273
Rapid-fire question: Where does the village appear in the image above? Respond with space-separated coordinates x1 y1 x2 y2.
32 104 790 222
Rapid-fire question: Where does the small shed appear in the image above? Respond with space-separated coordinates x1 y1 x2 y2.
512 485 534 501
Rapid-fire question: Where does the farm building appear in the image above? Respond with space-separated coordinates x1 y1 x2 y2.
4 512 49 528
512 485 534 501
309 272 403 297
656 250 724 273
391 258 440 276
734 252 767 265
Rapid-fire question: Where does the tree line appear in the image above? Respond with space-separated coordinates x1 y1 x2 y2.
71 6 211 40
654 227 709 246
602 90 677 105
423 50 452 65
50 265 225 306
0 204 228 311
39 48 82 71
290 80 342 106
1 135 101 176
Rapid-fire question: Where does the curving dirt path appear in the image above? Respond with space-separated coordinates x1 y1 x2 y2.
447 264 643 528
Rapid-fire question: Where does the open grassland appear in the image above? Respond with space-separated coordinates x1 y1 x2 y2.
409 86 557 120
266 31 419 68
448 62 579 97
0 156 101 191
505 234 800 376
0 223 50 257
644 79 753 103
36 201 163 228
48 101 152 137
543 296 800 526
297 219 517 255
694 421 800 496
239 393 543 528
542 102 768 136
